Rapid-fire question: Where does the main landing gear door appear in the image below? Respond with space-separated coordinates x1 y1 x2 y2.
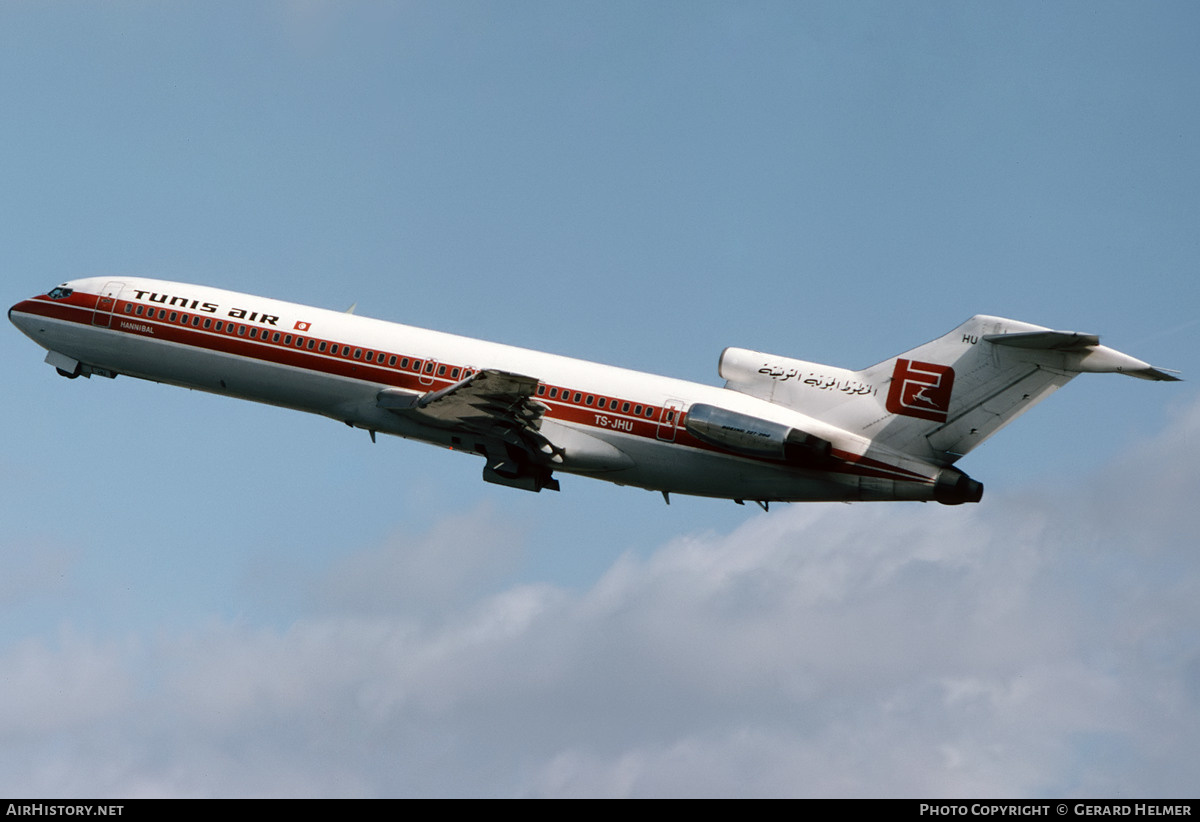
90 281 126 328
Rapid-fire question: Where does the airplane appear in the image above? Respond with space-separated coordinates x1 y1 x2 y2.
9 277 1179 507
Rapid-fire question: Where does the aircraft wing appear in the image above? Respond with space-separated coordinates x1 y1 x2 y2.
377 368 561 461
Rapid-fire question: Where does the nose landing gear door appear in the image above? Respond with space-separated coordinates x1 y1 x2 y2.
90 281 126 328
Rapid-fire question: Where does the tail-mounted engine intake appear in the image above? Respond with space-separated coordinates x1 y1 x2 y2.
684 403 833 466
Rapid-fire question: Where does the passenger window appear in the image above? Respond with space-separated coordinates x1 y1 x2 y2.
438 365 447 376
549 388 558 399
215 321 224 331
319 342 327 352
308 339 316 350
124 304 133 314
622 402 630 413
400 358 409 369
135 306 144 316
389 355 397 366
585 395 594 406
353 349 361 359
634 405 642 415
597 398 606 409
204 318 212 329
573 392 581 403
537 385 545 396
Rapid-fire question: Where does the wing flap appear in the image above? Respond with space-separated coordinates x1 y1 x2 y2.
378 369 544 422
377 367 562 465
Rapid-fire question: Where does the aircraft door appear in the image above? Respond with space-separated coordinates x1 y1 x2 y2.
419 358 438 386
90 281 126 328
657 399 685 442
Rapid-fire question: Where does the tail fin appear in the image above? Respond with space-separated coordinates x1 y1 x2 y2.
721 315 1178 466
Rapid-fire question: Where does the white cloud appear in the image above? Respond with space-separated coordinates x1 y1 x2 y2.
1 396 1198 796
0 631 134 737
311 501 528 618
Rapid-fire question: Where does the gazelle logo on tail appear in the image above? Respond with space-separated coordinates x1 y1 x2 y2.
886 358 955 422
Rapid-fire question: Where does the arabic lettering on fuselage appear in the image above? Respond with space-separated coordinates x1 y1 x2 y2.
757 364 877 396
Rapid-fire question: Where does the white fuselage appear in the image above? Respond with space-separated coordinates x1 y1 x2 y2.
10 277 945 503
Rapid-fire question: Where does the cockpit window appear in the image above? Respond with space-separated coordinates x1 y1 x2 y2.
47 286 73 300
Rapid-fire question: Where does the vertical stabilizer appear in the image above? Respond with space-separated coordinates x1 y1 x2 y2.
854 316 1074 463
721 316 1177 466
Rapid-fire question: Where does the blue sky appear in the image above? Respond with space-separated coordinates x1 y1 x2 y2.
2 1 1198 797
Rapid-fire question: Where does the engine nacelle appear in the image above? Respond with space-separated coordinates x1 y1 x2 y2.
684 403 832 466
933 466 984 505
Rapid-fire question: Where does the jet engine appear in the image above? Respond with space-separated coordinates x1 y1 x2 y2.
684 403 833 466
933 466 984 505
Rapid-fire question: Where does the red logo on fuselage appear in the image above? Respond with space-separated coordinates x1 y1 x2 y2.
886 359 955 422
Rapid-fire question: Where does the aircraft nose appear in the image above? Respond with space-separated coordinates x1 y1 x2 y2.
9 298 40 335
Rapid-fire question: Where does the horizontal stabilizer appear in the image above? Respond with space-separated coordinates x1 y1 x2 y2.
983 330 1099 350
1093 363 1180 382
984 330 1181 381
